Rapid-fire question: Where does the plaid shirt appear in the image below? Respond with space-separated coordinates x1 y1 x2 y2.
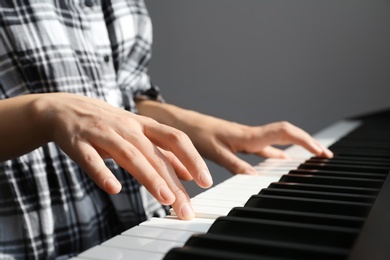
0 1 167 259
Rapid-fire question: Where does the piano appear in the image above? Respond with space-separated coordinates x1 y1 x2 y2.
72 109 390 260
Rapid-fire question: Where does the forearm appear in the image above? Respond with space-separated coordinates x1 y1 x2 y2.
136 100 183 126
0 94 49 161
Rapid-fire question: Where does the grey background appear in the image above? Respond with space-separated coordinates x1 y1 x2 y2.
144 0 390 197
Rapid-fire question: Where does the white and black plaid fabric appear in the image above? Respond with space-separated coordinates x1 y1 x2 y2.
0 1 167 259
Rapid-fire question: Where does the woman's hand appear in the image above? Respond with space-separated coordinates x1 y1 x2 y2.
184 117 333 175
0 93 213 220
137 100 333 175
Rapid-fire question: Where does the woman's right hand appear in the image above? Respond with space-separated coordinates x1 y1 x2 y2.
0 93 213 220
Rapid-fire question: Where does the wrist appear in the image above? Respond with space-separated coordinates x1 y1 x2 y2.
29 93 58 143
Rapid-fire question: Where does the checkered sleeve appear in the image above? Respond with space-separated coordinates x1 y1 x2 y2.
104 0 164 112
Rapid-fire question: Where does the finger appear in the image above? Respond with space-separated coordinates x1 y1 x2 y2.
313 140 334 158
160 149 193 181
260 122 328 157
130 135 197 220
102 129 195 220
74 141 122 194
134 137 195 219
144 122 213 188
92 131 178 207
257 145 290 159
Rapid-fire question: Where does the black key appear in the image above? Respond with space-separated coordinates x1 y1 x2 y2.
330 150 390 159
183 233 348 260
164 246 262 260
279 174 384 189
330 140 390 150
228 207 365 228
269 182 380 196
297 163 390 174
208 216 359 248
307 158 390 168
259 187 376 203
244 194 372 217
312 155 390 164
289 169 386 180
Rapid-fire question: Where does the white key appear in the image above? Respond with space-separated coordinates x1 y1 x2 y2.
140 217 213 233
193 188 257 202
210 182 264 191
259 158 304 165
214 176 265 187
190 197 246 208
171 204 230 219
192 205 231 219
194 191 253 201
223 174 280 184
254 166 299 171
122 225 193 243
255 160 302 168
204 187 259 195
78 245 163 260
102 235 182 254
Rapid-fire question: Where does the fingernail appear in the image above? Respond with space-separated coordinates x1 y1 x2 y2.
200 169 213 187
159 186 175 205
180 202 195 220
104 178 122 194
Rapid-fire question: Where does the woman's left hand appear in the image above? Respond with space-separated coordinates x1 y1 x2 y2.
137 101 333 176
